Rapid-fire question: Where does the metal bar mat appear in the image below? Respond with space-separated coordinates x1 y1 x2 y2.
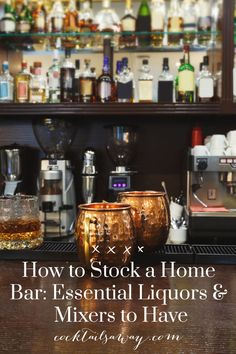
0 242 236 264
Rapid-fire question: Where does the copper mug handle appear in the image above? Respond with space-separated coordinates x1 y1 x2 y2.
83 216 98 268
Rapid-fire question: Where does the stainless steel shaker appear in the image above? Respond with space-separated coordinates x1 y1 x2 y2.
82 149 97 203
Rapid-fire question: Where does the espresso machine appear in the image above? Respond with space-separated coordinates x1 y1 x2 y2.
106 125 137 200
33 118 76 239
0 146 22 195
186 151 236 243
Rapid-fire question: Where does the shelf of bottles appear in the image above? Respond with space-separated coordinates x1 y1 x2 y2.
0 0 223 112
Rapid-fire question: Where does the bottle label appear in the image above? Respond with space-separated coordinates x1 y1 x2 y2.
117 81 133 100
81 79 92 96
99 82 111 100
52 17 63 32
17 81 28 99
183 16 196 32
178 71 195 92
17 20 31 33
122 17 136 32
0 82 9 99
1 19 16 33
138 80 153 101
198 16 212 30
199 78 214 98
49 72 60 90
158 81 173 102
169 17 182 32
35 17 45 31
151 13 164 31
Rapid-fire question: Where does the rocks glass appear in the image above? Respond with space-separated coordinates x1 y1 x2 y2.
0 195 43 250
118 191 170 251
75 202 135 268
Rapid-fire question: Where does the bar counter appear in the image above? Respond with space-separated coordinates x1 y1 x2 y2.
0 260 236 354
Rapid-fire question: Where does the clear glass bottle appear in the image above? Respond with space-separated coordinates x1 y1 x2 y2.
196 56 215 103
79 0 94 48
150 0 166 47
116 57 134 103
73 59 81 102
79 59 95 103
138 59 153 102
97 56 113 103
196 0 212 46
136 0 151 47
119 0 137 49
157 57 174 103
63 0 79 32
215 62 222 100
0 0 16 33
29 62 47 103
211 0 223 44
31 0 47 33
94 0 120 32
181 0 197 45
177 44 195 103
48 0 64 33
47 49 61 103
0 61 14 103
60 48 75 102
167 0 183 46
15 61 31 103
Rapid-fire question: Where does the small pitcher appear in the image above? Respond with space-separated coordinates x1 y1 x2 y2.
118 191 170 251
75 203 135 268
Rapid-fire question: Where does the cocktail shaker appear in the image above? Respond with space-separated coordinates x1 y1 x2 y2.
82 149 97 203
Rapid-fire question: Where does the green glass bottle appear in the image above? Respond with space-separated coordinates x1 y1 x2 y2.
136 0 151 47
177 45 195 103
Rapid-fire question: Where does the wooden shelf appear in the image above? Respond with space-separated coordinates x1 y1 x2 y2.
0 103 223 117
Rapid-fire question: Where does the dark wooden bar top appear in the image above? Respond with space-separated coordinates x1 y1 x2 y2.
0 260 236 354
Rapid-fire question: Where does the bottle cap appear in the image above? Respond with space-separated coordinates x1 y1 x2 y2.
143 59 148 65
163 57 169 69
34 62 42 68
65 48 71 58
199 62 203 71
2 61 9 70
22 61 27 69
122 57 128 66
75 59 80 69
183 44 190 52
116 60 122 73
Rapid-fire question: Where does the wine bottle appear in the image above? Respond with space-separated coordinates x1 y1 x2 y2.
177 45 195 103
136 0 151 47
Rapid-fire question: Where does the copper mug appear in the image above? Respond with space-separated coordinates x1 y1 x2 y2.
75 203 135 268
117 191 170 251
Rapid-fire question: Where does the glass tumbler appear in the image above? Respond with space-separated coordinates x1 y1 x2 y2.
0 195 43 250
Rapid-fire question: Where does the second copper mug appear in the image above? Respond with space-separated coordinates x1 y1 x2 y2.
75 203 135 268
118 191 170 251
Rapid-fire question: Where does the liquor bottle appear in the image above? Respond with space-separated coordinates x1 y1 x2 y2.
73 59 81 102
63 0 79 32
94 0 120 32
97 56 113 103
15 0 32 33
0 0 16 33
31 0 47 33
90 67 97 100
196 56 214 103
117 57 134 103
215 63 221 100
196 0 212 46
175 58 184 102
177 45 195 103
119 0 137 49
181 0 197 45
157 58 174 103
0 61 14 103
150 0 166 47
79 59 95 103
47 50 61 103
138 59 153 102
136 0 151 47
167 0 183 46
79 0 94 48
211 0 222 44
60 48 75 102
29 62 47 103
15 61 31 103
48 0 64 33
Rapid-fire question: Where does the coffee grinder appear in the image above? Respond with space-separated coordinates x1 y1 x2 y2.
106 125 137 200
33 118 76 239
